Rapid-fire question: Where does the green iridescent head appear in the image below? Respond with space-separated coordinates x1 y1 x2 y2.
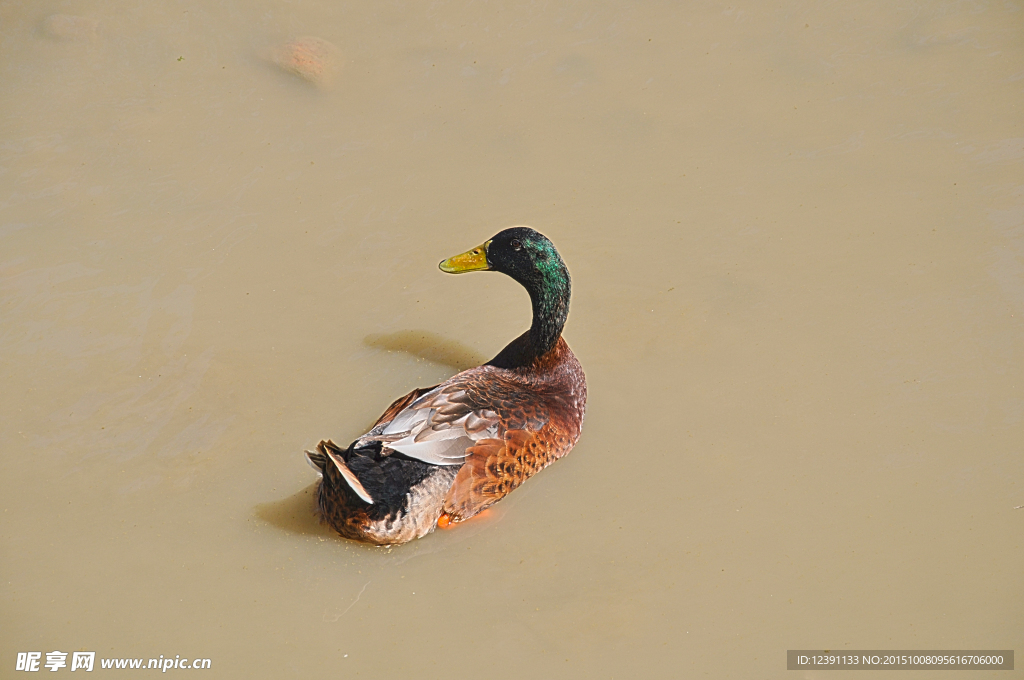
439 226 571 359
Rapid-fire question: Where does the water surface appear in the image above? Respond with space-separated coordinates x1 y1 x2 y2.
1 1 1021 677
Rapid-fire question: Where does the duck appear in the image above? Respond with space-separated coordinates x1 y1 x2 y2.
304 226 587 545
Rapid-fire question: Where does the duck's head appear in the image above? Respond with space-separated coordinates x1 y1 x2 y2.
439 226 566 288
440 226 571 360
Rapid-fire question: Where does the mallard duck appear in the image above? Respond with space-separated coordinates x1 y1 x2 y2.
304 227 587 545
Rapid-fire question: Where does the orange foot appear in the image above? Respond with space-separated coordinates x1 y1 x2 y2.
437 509 493 529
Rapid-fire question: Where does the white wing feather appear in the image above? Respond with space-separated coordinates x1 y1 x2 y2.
368 386 499 466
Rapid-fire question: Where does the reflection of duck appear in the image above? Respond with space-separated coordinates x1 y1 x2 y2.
305 227 587 545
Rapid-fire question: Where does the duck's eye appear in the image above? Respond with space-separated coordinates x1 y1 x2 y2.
511 239 522 251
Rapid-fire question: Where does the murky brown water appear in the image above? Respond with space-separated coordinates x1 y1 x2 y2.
2 1 1022 677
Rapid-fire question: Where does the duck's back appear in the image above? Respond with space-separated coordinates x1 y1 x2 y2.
307 336 585 542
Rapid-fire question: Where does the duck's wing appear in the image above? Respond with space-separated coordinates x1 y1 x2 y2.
367 380 500 465
438 382 580 521
365 366 550 466
371 384 440 429
440 429 543 520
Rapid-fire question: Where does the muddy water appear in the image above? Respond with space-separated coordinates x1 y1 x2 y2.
2 1 1021 678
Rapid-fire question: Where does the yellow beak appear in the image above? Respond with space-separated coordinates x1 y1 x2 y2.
439 240 491 273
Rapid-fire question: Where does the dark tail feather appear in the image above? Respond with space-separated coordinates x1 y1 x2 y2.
304 439 375 505
305 451 327 475
305 439 349 476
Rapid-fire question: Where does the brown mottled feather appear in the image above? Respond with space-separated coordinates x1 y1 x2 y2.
441 337 586 521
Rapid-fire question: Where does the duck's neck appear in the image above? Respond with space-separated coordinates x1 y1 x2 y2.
489 262 571 369
527 273 570 358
